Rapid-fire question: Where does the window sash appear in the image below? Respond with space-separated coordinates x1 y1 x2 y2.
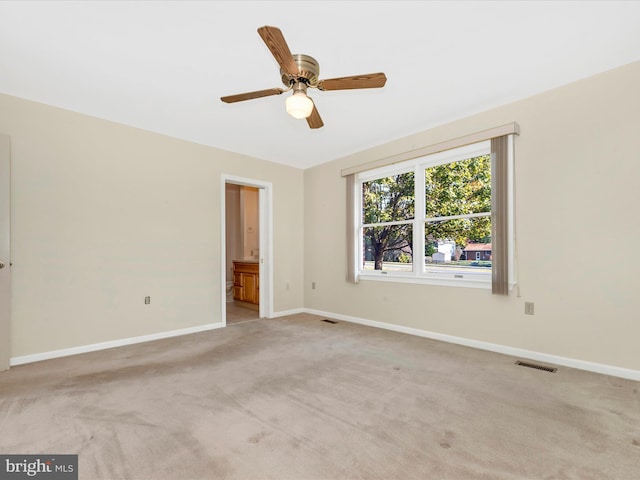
362 219 413 228
358 143 493 280
426 211 491 223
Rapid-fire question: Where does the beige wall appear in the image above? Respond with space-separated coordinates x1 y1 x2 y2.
224 184 260 282
2 61 639 372
304 61 640 372
241 186 259 260
0 93 304 357
224 184 240 283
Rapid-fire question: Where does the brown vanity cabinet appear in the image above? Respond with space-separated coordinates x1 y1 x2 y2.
232 261 259 307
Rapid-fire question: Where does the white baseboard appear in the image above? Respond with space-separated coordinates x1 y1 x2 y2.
270 308 305 318
10 309 304 366
11 309 640 382
10 322 225 366
304 308 640 382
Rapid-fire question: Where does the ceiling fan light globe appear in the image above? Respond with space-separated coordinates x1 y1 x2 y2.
286 92 313 119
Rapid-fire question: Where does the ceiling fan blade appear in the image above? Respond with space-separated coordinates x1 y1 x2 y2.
220 88 285 104
306 101 324 129
257 26 298 76
317 72 387 91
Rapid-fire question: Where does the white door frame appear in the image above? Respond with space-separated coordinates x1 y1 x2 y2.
0 134 11 370
220 175 273 325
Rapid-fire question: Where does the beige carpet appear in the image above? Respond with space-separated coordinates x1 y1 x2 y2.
1 313 639 479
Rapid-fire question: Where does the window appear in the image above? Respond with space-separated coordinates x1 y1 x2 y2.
357 140 511 288
362 171 415 272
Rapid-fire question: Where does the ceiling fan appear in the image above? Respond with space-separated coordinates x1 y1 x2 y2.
220 26 387 129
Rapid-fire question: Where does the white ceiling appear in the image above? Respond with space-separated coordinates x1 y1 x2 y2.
1 1 639 169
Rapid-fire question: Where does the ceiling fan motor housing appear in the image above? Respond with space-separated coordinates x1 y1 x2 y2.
281 54 320 87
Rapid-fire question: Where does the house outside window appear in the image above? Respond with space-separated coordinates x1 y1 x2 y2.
358 141 497 288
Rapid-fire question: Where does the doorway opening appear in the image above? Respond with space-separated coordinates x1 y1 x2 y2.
221 175 272 326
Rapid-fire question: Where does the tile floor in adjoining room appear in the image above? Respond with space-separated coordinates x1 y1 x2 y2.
226 301 259 325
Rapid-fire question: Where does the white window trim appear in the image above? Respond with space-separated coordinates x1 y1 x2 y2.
356 139 515 290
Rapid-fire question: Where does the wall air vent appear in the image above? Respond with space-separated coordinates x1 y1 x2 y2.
515 360 557 373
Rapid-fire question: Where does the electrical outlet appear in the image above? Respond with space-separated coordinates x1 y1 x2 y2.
524 302 534 315
145 296 150 305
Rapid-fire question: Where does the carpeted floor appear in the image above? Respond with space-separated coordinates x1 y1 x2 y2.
1 313 639 479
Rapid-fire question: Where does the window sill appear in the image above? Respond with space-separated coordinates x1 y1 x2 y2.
358 272 491 289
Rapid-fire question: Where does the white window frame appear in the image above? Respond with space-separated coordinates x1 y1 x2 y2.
357 140 513 289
